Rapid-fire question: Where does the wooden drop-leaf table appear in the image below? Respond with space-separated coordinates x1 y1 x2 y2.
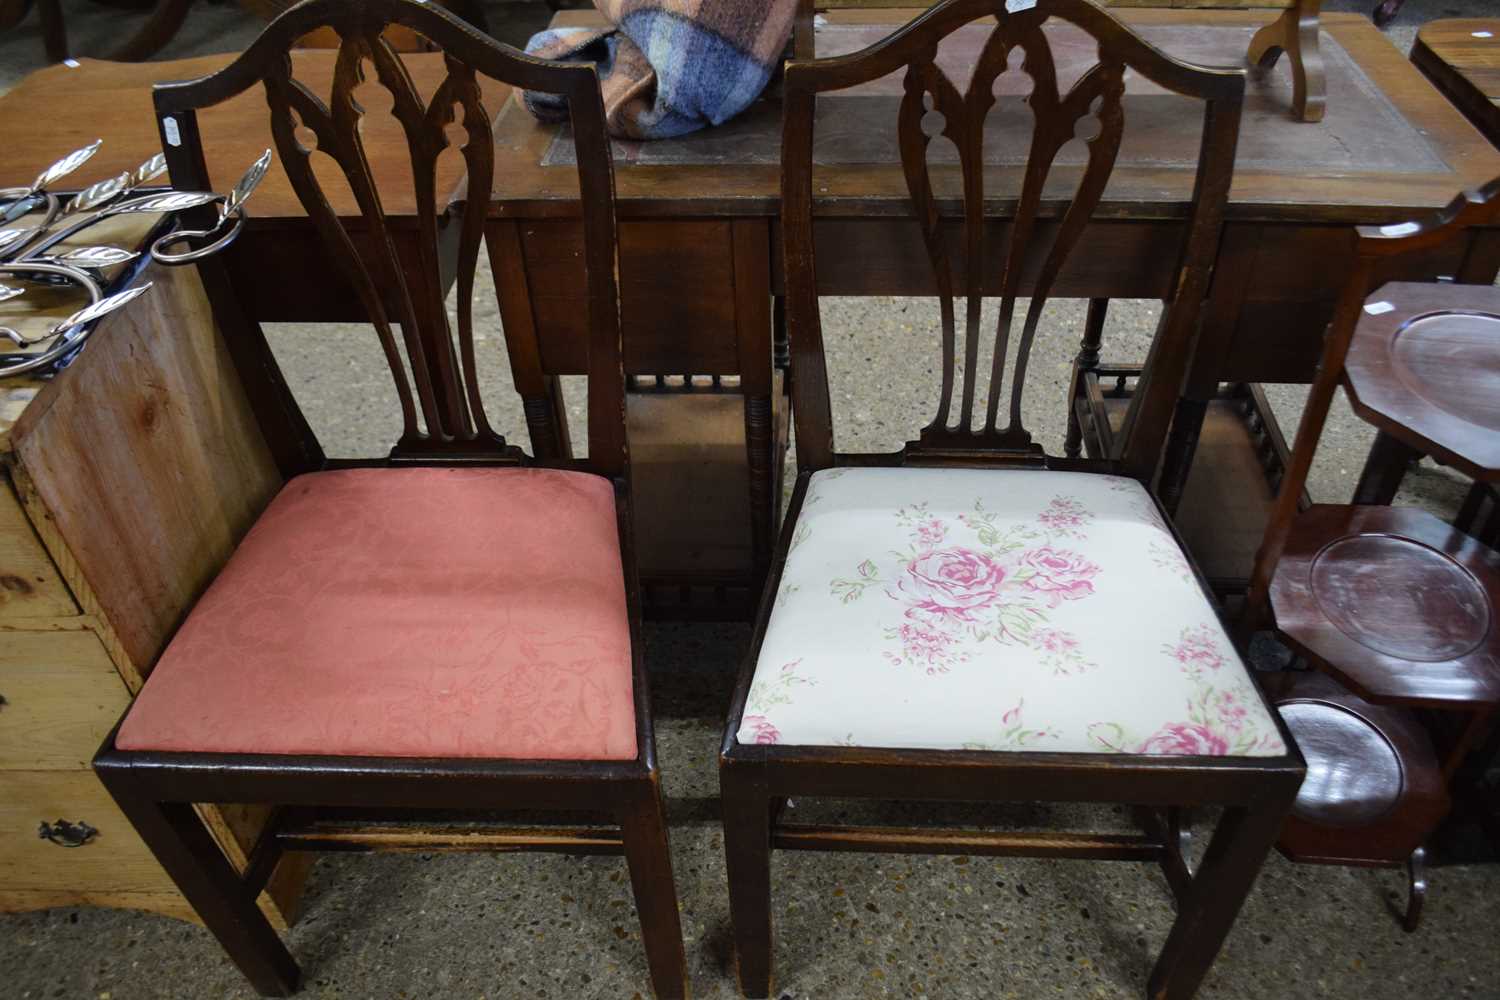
6 11 1500 615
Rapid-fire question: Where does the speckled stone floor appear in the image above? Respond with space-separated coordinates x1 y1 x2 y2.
5 1 1500 998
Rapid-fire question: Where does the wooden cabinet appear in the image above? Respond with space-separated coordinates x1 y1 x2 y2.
0 261 305 927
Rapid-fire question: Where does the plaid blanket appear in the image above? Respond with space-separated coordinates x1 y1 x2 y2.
523 0 797 140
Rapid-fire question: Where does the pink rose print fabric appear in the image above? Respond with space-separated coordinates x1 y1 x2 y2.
736 468 1285 756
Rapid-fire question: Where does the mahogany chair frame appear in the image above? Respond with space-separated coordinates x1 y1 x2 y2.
92 3 686 998
721 3 1303 998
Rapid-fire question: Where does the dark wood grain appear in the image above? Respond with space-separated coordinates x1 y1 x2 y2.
1411 19 1500 147
507 9 1500 223
1238 181 1500 926
1343 282 1500 479
1268 504 1500 710
1243 177 1500 644
1267 671 1449 931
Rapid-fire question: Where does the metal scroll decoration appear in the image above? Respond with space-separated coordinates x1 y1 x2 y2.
0 144 274 380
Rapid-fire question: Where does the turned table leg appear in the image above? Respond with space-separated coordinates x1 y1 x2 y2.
1248 0 1326 123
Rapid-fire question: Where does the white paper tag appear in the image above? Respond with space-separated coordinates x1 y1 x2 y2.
63 58 79 68
1005 0 1038 10
1379 221 1420 237
813 13 826 27
162 116 181 147
1364 301 1395 315
1473 30 1494 38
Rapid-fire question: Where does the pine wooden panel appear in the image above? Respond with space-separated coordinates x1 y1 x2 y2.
0 770 179 896
0 889 198 924
10 261 283 684
0 630 127 770
0 476 76 622
0 383 42 452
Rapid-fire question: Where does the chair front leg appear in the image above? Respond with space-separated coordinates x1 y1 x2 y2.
1147 793 1294 1000
620 778 690 1000
721 764 775 998
103 789 300 996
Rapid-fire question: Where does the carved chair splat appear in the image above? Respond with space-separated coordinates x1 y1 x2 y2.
722 4 1302 999
92 2 684 998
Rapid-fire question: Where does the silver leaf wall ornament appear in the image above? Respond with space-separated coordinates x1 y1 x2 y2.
114 191 221 215
30 140 103 193
222 149 273 220
48 246 141 268
65 172 132 216
131 153 168 188
2 145 272 378
53 282 152 334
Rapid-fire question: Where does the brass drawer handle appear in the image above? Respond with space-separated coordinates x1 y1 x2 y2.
38 819 98 848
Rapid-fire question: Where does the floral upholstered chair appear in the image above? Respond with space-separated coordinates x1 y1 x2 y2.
719 2 1304 998
91 2 686 998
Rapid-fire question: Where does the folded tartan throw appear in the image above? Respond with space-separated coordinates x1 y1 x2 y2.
523 0 798 140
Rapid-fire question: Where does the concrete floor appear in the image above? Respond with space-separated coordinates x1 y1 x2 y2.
5 1 1500 998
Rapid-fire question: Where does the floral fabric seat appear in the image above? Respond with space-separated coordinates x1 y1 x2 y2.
737 467 1285 756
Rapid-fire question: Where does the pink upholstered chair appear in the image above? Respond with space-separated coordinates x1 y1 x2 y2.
91 2 686 997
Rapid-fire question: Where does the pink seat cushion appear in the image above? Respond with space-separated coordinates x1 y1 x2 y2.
117 467 637 760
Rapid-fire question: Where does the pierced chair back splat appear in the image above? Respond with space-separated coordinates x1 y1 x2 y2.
92 2 687 998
